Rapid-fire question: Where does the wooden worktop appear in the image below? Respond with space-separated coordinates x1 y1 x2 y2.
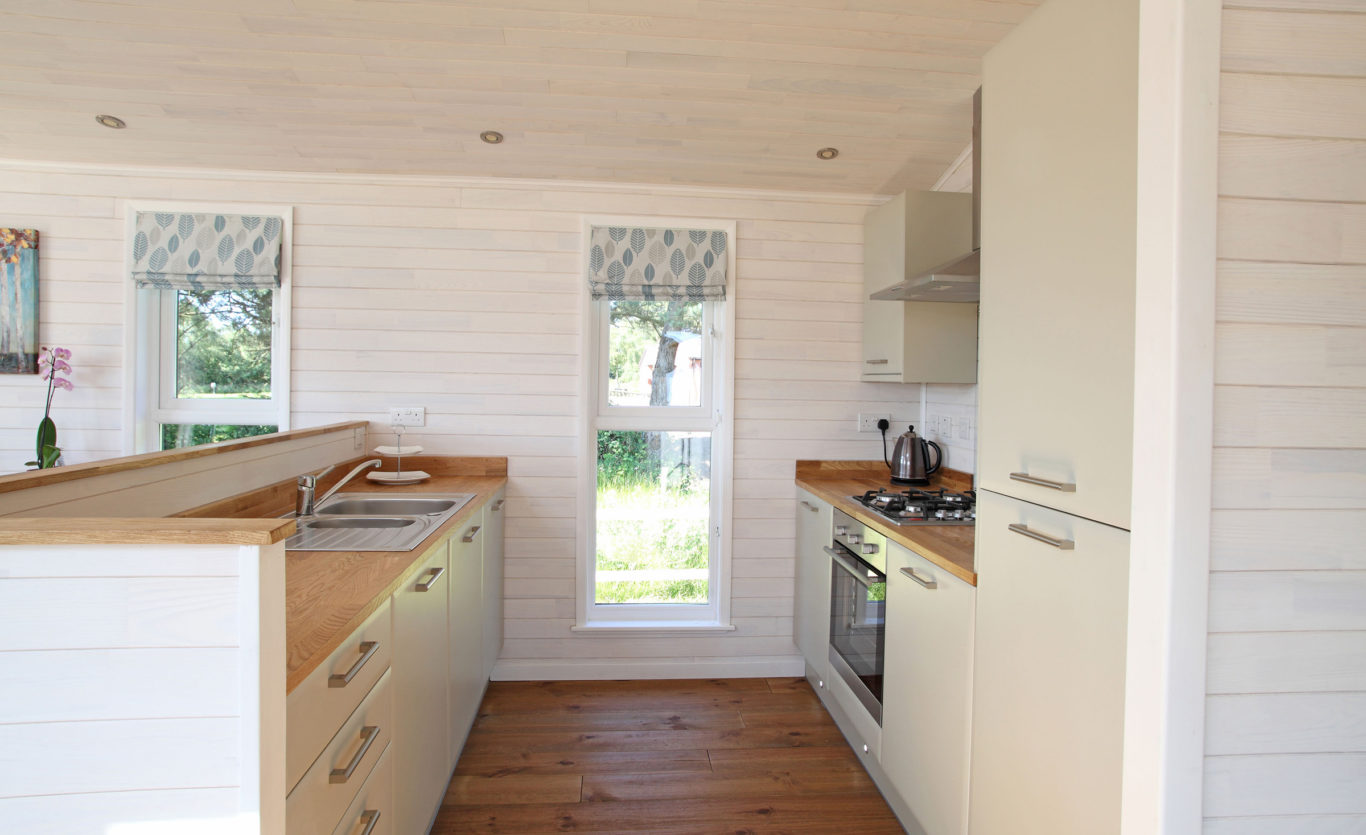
0 516 296 545
796 460 977 586
184 455 508 694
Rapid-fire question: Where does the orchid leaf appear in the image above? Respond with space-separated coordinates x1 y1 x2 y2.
35 417 56 464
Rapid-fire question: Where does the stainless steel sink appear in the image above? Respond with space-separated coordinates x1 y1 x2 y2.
318 497 460 516
284 492 475 552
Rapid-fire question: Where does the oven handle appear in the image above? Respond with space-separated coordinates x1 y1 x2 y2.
824 546 884 588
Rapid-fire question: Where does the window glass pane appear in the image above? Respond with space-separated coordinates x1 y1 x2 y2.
160 423 278 450
175 289 273 400
607 301 703 407
596 430 710 605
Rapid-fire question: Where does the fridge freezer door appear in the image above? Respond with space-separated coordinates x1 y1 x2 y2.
968 489 1130 835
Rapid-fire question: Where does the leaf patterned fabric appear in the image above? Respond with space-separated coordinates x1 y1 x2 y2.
131 213 283 290
588 226 727 301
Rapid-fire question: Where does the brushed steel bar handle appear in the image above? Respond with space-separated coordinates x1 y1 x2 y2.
462 525 482 543
416 565 445 591
358 810 381 835
799 501 819 512
328 640 379 688
899 566 937 589
1010 472 1076 492
1009 523 1075 550
492 499 505 512
329 725 379 784
865 359 889 365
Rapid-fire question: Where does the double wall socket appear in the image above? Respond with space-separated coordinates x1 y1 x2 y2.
389 407 425 427
858 413 892 433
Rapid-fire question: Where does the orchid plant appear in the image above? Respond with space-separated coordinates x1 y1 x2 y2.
28 347 73 469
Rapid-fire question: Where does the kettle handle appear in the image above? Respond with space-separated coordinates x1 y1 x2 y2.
924 440 943 475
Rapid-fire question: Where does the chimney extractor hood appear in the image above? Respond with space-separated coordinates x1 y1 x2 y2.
871 88 981 303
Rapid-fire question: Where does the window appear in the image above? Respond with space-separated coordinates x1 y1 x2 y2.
125 206 291 453
579 221 735 629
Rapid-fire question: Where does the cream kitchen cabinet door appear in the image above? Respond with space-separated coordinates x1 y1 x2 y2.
482 488 506 681
794 487 832 684
392 540 451 835
449 505 486 764
880 541 974 835
862 191 979 385
969 489 1130 835
975 0 1138 530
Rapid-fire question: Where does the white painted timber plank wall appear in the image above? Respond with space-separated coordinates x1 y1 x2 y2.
0 542 286 834
0 165 925 675
1206 2 1366 830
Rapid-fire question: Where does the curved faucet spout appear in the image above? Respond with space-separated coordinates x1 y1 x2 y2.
296 459 383 516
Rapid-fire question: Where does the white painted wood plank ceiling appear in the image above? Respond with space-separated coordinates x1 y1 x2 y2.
0 0 1037 193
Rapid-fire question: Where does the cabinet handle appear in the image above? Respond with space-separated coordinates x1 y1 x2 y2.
462 525 482 543
865 359 889 365
329 725 380 784
358 810 381 835
799 501 819 513
1010 472 1076 492
1008 522 1075 550
416 565 446 591
328 640 379 688
899 566 937 589
492 499 505 512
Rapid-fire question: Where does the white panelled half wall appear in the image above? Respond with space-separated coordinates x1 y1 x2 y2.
0 165 929 676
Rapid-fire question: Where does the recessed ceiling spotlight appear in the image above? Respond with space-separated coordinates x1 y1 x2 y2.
816 147 839 160
480 130 504 144
95 114 127 129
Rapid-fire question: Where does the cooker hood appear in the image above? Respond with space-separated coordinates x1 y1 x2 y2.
870 88 981 303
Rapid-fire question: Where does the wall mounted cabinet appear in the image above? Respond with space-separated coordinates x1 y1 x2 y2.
862 192 978 384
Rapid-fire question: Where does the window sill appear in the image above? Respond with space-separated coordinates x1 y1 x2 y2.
571 621 737 636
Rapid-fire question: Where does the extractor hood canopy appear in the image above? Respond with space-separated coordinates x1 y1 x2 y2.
871 87 981 303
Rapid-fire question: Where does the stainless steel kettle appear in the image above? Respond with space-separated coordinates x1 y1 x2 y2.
890 424 942 485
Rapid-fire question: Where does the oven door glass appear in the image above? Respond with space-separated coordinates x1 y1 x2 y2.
829 547 886 708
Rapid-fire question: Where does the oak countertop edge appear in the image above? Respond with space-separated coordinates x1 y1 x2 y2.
796 474 977 586
0 517 296 545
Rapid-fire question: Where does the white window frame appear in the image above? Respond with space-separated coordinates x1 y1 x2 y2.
122 202 293 454
575 216 737 632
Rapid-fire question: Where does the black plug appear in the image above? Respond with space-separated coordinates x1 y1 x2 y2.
878 419 892 469
876 418 890 432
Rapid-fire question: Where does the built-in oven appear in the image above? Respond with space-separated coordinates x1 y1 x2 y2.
825 509 887 725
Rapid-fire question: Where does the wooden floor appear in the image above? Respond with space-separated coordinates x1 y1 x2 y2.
433 678 906 834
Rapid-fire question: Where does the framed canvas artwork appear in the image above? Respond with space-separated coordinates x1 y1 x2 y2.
1 228 39 374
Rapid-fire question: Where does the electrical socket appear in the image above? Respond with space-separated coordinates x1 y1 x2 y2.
388 407 425 427
353 427 365 450
954 416 973 441
858 413 892 433
937 415 954 437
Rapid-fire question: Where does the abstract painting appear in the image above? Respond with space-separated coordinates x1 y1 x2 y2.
0 228 39 374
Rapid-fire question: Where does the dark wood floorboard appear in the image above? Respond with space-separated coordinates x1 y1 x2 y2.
434 677 905 834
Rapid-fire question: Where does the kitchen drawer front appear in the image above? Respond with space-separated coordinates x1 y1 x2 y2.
288 668 394 835
330 742 394 835
287 599 393 792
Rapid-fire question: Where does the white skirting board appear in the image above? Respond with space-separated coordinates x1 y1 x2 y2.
491 654 805 681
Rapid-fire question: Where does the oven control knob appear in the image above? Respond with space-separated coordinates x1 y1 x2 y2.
860 543 879 555
834 525 849 536
847 534 862 545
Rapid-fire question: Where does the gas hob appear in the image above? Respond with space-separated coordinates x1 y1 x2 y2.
848 487 976 526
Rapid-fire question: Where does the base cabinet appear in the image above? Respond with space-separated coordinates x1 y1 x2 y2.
969 490 1129 835
449 507 486 763
881 541 974 835
482 489 506 680
392 542 451 835
794 488 833 681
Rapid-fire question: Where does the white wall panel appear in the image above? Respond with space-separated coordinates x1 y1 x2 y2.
1206 1 1366 828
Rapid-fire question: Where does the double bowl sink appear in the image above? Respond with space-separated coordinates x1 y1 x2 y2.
284 493 475 552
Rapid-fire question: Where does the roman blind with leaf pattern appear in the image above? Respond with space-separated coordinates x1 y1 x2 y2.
131 212 284 291
587 226 728 301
